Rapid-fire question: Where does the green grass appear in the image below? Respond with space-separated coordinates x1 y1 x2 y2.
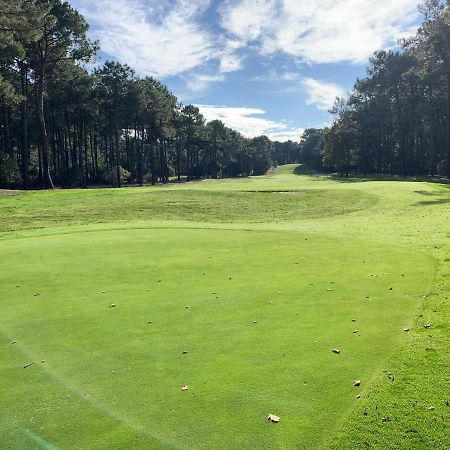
0 188 376 232
0 165 448 449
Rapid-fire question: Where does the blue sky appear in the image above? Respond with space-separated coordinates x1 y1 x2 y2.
70 0 423 141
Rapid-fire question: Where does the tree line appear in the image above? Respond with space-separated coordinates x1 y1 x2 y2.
0 0 300 189
300 1 450 178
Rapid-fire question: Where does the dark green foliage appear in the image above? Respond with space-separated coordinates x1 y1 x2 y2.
322 2 450 177
0 1 279 189
298 129 325 171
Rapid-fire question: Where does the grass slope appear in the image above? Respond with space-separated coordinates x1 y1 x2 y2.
0 165 448 449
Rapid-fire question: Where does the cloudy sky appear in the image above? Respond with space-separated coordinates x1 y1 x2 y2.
70 0 422 141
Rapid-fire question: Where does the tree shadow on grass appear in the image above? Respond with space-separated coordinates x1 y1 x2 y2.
413 188 450 206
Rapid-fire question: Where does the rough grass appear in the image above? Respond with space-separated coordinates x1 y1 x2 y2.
0 188 376 232
0 165 448 449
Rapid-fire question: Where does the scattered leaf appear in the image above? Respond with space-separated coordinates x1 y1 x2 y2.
267 414 280 423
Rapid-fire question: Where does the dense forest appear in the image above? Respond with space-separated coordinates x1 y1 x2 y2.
302 1 450 177
1 1 449 189
0 0 300 189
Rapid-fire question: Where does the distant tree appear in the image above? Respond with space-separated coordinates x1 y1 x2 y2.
299 129 325 170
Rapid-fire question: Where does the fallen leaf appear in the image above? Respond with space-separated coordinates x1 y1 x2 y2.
267 414 280 423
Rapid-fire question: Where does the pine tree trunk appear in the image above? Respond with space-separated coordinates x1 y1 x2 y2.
19 64 30 188
36 71 54 188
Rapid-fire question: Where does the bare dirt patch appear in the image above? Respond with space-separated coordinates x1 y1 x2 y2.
0 190 21 197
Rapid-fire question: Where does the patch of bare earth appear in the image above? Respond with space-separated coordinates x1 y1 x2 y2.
0 190 21 196
273 191 306 195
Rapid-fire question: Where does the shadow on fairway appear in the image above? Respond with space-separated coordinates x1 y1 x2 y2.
413 188 450 206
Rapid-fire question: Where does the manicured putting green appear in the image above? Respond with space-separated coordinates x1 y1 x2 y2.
0 227 433 449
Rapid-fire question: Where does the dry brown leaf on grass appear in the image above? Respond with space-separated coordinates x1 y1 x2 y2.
267 414 280 423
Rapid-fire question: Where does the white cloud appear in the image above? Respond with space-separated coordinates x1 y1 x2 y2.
71 0 216 78
184 73 225 93
302 78 344 111
220 0 277 42
218 39 245 73
196 104 303 141
220 0 420 64
253 70 301 82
